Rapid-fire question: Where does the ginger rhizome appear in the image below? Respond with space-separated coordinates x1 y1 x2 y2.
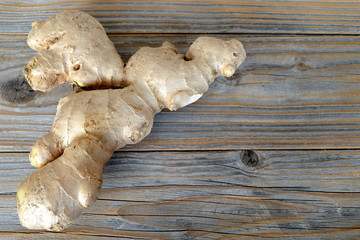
17 11 246 231
24 11 125 91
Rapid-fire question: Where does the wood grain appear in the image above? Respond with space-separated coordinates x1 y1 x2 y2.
2 35 360 151
1 150 360 239
1 0 360 35
2 1 360 239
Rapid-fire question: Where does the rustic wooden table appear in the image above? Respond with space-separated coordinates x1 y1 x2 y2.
1 1 360 239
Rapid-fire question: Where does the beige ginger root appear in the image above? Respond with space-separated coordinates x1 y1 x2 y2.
24 11 125 91
17 11 246 231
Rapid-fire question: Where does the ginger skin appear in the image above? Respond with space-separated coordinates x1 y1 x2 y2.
24 11 125 91
17 11 246 231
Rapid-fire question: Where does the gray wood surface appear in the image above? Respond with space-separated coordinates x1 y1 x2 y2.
1 150 360 239
1 1 360 239
1 0 360 35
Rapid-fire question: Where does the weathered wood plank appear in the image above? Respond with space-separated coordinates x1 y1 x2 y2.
2 0 360 35
1 150 360 239
2 35 360 151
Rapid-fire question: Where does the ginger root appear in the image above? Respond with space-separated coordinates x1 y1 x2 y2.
24 11 125 91
17 11 246 231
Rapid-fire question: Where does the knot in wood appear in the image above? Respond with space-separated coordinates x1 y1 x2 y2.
240 150 259 168
294 57 312 71
1 77 38 104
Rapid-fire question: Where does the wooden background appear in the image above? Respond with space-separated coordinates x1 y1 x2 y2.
1 0 360 239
